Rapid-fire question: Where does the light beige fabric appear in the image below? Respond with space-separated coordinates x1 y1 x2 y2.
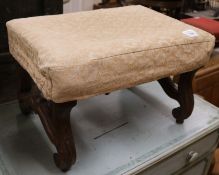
7 6 215 103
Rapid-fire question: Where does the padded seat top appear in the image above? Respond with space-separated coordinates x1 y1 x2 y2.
7 6 215 103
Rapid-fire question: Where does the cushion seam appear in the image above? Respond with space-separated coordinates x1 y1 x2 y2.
40 40 214 70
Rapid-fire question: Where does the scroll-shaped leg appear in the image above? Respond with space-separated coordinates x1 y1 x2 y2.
158 71 196 124
35 98 77 172
17 66 77 171
172 71 196 124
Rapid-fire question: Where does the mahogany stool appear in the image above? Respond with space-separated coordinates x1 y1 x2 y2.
6 6 215 171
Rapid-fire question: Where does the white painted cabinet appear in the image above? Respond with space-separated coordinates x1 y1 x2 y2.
138 132 218 175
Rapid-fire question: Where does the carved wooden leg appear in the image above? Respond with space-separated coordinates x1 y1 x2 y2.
34 98 77 172
17 66 77 171
172 71 196 124
158 70 196 124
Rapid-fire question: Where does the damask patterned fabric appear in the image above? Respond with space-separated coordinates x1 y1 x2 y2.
7 6 215 103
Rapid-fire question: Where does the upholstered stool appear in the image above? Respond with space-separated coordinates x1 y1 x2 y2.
7 6 215 171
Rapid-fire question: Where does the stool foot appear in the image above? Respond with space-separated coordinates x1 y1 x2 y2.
158 70 196 124
173 108 185 124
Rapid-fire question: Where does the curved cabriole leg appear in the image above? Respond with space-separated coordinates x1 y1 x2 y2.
52 102 77 172
172 71 196 124
17 66 77 171
158 71 196 124
35 99 77 172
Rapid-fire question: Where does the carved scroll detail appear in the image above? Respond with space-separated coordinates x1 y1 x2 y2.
158 71 196 124
17 65 77 171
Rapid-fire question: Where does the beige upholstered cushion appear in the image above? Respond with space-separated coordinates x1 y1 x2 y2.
7 6 215 103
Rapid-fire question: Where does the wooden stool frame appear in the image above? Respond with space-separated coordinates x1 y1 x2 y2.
17 64 196 171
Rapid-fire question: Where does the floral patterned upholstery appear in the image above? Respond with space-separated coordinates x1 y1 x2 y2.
7 6 215 103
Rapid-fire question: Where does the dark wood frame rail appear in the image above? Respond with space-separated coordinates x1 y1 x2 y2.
17 64 196 171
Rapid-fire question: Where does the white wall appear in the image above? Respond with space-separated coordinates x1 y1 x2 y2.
64 0 101 13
